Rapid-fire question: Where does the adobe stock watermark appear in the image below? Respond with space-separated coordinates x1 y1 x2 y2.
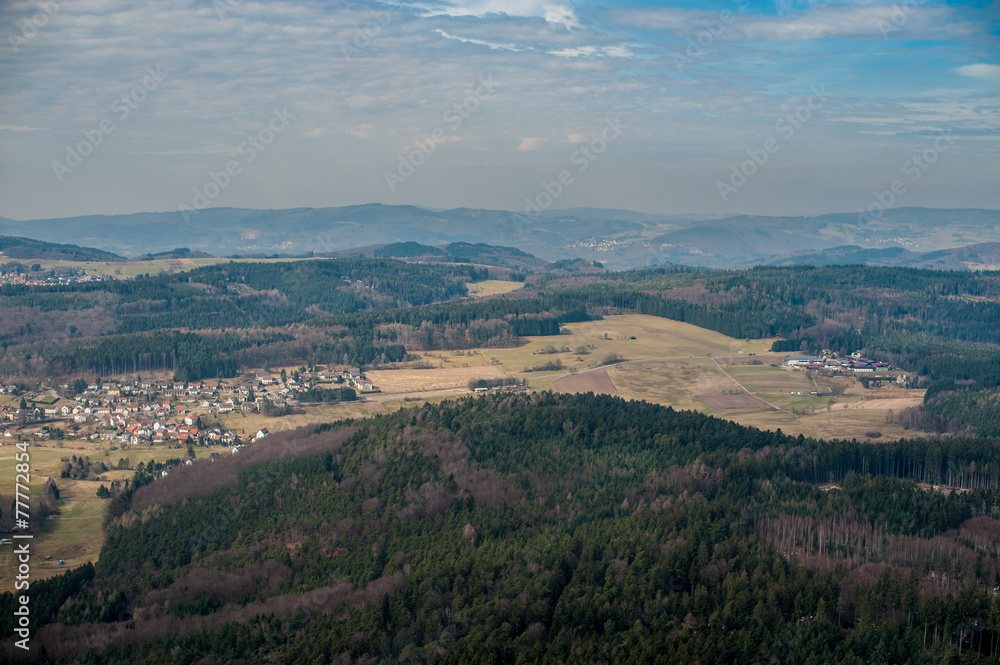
179 108 295 222
519 115 627 225
214 0 242 19
342 8 393 62
52 66 166 183
12 440 32 651
877 0 929 39
384 74 498 192
7 0 59 54
856 131 954 223
671 0 749 72
716 84 828 202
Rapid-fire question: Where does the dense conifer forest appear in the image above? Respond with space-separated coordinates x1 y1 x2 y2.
7 393 1000 663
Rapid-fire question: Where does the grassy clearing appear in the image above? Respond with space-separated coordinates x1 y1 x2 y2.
0 441 232 580
24 256 313 278
730 407 916 442
466 280 525 297
726 365 817 395
405 350 494 370
365 365 505 393
608 359 719 411
484 314 772 383
216 402 382 434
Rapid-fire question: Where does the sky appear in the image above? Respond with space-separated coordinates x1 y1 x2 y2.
0 0 997 220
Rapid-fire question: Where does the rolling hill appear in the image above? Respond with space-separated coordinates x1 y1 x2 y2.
2 205 997 270
0 235 125 262
765 242 1000 271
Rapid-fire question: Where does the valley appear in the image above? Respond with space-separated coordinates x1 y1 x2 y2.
1 241 999 664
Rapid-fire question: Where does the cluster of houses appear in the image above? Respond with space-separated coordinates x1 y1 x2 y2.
784 351 899 375
0 268 109 286
314 367 374 393
0 366 373 445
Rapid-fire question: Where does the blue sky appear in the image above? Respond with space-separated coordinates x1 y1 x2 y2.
0 0 997 220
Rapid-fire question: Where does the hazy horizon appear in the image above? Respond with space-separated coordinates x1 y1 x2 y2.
2 202 1000 225
2 0 998 221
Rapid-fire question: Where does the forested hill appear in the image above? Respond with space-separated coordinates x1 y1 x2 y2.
7 392 1000 663
0 235 124 262
370 241 545 270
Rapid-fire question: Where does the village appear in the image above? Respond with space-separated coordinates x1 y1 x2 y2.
784 350 904 376
0 366 377 447
0 264 111 286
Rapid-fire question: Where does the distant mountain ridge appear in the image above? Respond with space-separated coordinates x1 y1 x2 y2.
1 205 997 270
765 243 1000 271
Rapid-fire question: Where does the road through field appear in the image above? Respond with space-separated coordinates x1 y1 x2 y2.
527 352 798 417
709 357 797 417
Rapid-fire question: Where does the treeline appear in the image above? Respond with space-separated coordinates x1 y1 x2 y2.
0 257 481 333
0 478 59 533
296 385 357 403
51 330 292 382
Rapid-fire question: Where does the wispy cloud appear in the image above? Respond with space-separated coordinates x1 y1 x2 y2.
434 28 527 51
396 1 580 29
0 124 47 131
613 3 974 41
548 45 633 59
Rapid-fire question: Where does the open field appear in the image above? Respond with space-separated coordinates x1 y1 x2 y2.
20 255 328 278
726 365 818 395
469 314 921 440
403 350 494 370
848 397 923 411
484 315 775 382
552 369 618 395
729 407 916 442
465 280 524 297
607 359 718 410
0 441 232 581
699 394 769 409
216 402 383 435
366 364 505 393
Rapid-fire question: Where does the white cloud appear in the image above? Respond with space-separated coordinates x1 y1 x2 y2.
957 64 1000 82
542 4 580 30
516 137 545 150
